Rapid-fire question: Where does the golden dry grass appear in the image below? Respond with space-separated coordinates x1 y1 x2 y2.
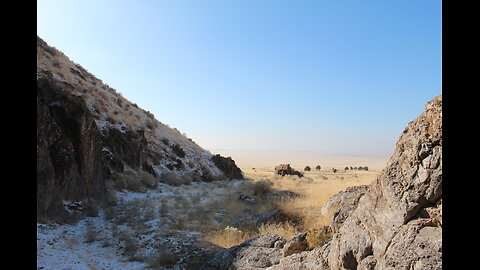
202 167 379 248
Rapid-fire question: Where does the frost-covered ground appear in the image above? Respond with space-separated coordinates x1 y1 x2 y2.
37 180 248 270
37 169 380 270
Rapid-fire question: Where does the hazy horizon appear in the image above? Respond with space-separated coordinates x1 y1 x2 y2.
37 0 441 157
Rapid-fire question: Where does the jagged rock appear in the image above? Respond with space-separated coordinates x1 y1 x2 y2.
211 154 244 180
320 185 369 232
200 234 286 270
238 194 255 203
283 232 308 256
325 95 442 269
274 164 304 177
37 74 110 222
100 127 150 173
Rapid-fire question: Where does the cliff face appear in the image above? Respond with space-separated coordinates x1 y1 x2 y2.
201 95 442 270
37 36 243 222
37 74 109 221
323 94 442 269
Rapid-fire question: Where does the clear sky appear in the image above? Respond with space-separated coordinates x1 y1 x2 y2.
37 0 441 157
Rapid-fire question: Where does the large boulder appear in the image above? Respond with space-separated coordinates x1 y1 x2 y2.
274 164 304 178
200 234 286 270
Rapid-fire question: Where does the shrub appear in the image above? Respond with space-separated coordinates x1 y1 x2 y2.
160 172 192 186
315 165 321 170
304 166 311 171
145 118 157 130
84 222 98 243
148 246 179 268
252 180 272 196
258 222 297 239
344 167 349 171
114 170 146 192
172 144 186 158
139 171 158 189
161 138 170 146
52 59 61 67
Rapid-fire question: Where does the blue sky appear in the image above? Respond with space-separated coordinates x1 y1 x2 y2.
37 0 441 157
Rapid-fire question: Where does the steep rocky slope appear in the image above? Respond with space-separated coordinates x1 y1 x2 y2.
37 36 243 222
201 95 442 270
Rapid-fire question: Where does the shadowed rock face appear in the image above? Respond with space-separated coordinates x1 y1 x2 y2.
37 74 109 221
211 154 244 180
201 95 442 270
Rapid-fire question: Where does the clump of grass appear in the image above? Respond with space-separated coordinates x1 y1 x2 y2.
204 226 255 248
84 222 98 243
251 180 273 196
139 171 158 189
258 222 298 239
160 172 192 186
147 246 179 268
305 226 333 249
172 144 186 158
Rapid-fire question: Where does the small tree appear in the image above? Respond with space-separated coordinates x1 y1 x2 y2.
315 165 321 170
304 166 311 171
332 168 337 173
344 167 349 171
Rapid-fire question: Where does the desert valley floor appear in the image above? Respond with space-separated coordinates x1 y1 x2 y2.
37 155 385 270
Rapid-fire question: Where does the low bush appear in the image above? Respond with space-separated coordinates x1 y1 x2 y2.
148 246 179 268
172 144 186 158
252 180 272 196
139 171 158 189
160 172 192 186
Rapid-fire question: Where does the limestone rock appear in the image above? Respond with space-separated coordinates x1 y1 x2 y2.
320 185 369 232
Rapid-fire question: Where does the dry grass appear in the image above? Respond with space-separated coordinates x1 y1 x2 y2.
204 226 256 248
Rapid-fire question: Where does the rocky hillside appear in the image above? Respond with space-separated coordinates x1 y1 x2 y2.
201 95 442 269
37 36 243 222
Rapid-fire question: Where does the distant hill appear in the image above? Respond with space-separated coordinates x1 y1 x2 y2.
37 36 243 222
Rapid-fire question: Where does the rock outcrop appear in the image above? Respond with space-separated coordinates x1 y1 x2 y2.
211 154 244 180
274 164 304 178
201 95 442 269
37 36 244 221
319 185 369 233
37 74 110 221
